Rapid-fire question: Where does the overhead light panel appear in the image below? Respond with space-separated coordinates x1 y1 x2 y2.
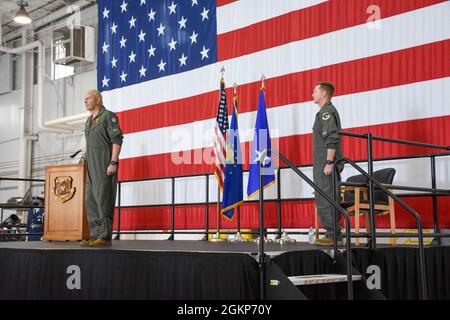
14 1 32 25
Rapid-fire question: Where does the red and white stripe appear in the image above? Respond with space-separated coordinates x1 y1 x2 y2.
213 124 227 189
104 0 450 230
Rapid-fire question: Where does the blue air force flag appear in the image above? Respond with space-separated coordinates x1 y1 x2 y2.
221 96 243 219
247 88 275 199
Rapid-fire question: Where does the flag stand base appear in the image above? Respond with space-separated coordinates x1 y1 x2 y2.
275 232 296 244
251 236 274 244
208 232 227 242
230 232 247 242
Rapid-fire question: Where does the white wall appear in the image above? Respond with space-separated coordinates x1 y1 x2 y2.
0 5 97 211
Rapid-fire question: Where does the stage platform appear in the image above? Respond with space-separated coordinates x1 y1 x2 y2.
0 239 343 255
0 240 449 300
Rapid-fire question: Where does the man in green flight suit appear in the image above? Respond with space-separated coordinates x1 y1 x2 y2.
81 90 123 246
312 82 344 246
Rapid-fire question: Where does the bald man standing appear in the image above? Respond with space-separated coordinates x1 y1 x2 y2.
81 90 123 246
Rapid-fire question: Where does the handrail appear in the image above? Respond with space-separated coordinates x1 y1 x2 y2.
259 149 354 300
2 153 448 186
339 130 448 246
1 134 448 186
0 177 45 183
0 204 45 209
341 182 450 195
334 157 428 300
339 131 450 151
110 192 447 209
350 151 450 163
113 151 450 185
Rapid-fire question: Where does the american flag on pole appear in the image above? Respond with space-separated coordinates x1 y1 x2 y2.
214 80 229 190
98 0 450 230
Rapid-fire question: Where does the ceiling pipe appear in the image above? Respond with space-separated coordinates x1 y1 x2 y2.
0 16 72 133
44 112 90 127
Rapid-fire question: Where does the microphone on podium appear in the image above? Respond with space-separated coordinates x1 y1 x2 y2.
69 149 82 159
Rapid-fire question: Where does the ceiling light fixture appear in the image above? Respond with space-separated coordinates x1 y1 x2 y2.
14 1 32 25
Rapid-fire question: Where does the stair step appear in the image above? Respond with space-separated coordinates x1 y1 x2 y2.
288 274 362 286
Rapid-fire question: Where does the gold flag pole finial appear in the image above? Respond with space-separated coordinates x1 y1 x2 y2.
261 74 265 89
233 82 238 111
220 66 225 81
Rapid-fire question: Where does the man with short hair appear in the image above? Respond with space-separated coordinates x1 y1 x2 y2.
81 90 123 246
311 82 344 246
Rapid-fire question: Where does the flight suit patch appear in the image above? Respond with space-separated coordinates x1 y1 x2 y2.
321 112 331 121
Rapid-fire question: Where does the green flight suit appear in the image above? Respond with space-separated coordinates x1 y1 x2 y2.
84 106 123 240
312 101 344 240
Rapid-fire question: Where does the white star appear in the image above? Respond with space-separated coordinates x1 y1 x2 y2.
102 41 109 53
111 56 118 68
191 0 198 6
178 16 187 30
168 38 177 51
254 150 271 166
139 65 147 78
119 36 127 48
102 7 110 19
147 44 156 57
254 150 263 162
168 1 177 15
120 1 128 13
138 30 146 42
178 53 187 67
200 7 209 21
102 76 110 88
128 50 136 63
189 30 198 44
129 16 136 28
140 0 146 6
200 46 209 60
120 70 127 82
110 22 118 34
157 23 165 36
148 8 156 21
158 59 166 72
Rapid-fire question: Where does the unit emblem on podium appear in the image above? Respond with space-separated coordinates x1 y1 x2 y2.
52 176 76 203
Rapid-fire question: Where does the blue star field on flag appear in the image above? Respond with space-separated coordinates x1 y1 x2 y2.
97 0 217 91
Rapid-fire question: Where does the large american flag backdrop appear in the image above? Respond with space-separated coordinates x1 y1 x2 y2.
98 0 450 232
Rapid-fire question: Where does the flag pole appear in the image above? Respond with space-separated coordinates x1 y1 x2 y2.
209 180 226 242
231 82 245 242
254 74 274 244
210 67 227 242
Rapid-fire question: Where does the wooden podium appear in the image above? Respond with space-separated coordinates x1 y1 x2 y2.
44 164 90 241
